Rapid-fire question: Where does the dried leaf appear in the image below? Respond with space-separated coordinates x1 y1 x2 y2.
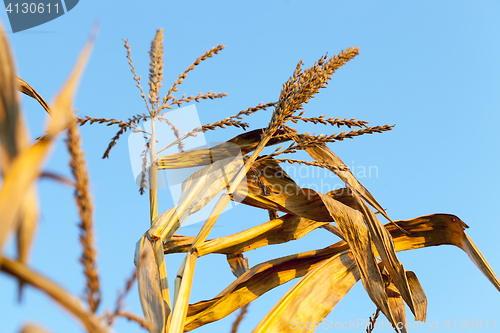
227 253 249 278
136 236 167 333
252 252 359 333
17 76 51 114
0 21 39 298
305 144 391 221
164 214 329 256
183 214 499 330
156 129 289 170
406 271 427 321
354 193 421 320
317 192 400 329
169 252 198 333
233 159 334 221
384 278 407 333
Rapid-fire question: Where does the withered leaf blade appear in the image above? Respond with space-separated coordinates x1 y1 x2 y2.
233 159 333 221
165 214 329 256
156 129 289 170
136 236 167 333
0 28 94 253
406 271 427 321
183 214 499 330
384 277 407 333
17 76 51 114
354 192 421 320
226 253 249 278
316 192 400 330
386 214 500 292
305 144 392 222
252 252 359 333
0 22 40 300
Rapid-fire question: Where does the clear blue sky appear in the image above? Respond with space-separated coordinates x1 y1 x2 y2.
1 1 500 332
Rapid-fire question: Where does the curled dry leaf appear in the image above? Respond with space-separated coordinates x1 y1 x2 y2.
226 253 250 278
304 144 391 222
353 192 421 321
164 214 329 256
317 192 400 329
17 76 51 114
155 129 289 170
136 235 168 333
252 252 359 333
181 214 499 331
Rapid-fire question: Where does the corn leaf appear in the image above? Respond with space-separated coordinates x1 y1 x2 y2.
164 214 329 256
136 236 168 333
0 29 94 252
0 20 39 291
17 76 51 114
305 144 391 221
252 252 359 333
183 214 499 330
354 193 422 320
156 129 289 170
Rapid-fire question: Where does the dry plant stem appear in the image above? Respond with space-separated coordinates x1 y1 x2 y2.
231 304 249 333
146 29 172 319
154 116 248 157
40 171 75 186
0 257 110 333
66 115 101 313
152 238 172 312
366 308 381 333
169 251 198 333
274 158 350 171
155 101 272 155
148 86 158 221
149 134 157 223
154 129 200 156
169 108 283 332
173 257 187 306
293 124 395 144
113 311 154 331
77 116 136 129
106 268 137 326
168 193 232 333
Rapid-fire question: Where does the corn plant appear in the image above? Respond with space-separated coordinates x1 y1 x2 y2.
1 23 499 333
